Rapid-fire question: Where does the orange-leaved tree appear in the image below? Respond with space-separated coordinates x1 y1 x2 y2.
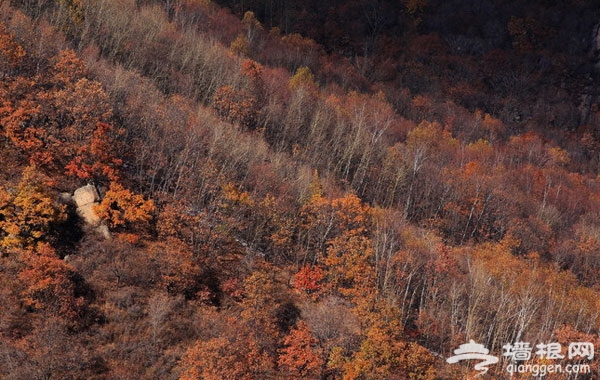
19 243 84 319
148 237 203 299
212 84 259 129
278 320 324 379
178 319 273 380
94 181 154 231
65 122 124 182
343 303 436 380
292 264 325 298
0 21 26 72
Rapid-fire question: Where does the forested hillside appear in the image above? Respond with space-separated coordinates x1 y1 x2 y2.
0 0 599 379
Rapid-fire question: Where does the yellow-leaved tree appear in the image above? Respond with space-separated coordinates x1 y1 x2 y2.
94 181 155 231
0 166 66 249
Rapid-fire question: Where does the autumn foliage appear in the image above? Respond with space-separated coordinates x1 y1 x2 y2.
278 320 324 378
0 166 66 249
19 243 84 319
0 1 599 379
94 181 155 229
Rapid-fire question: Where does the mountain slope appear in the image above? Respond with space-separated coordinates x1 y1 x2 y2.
0 1 599 379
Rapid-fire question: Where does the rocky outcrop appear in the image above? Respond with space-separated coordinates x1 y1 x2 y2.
73 184 101 226
61 184 110 239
